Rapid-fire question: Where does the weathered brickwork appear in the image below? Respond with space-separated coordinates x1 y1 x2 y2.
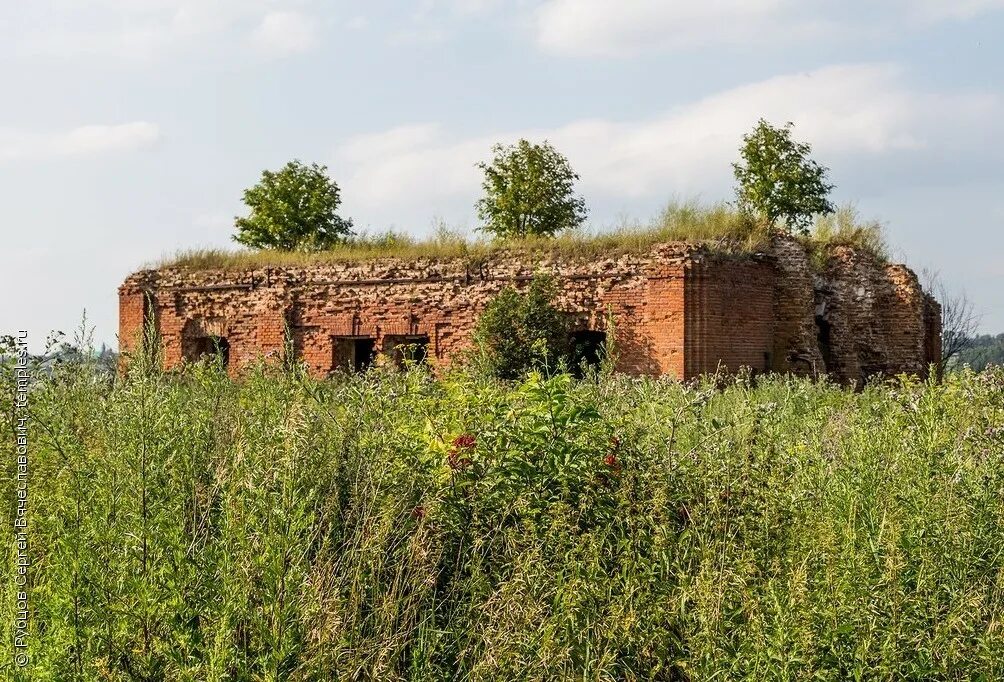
811 247 941 386
119 238 941 384
684 256 776 377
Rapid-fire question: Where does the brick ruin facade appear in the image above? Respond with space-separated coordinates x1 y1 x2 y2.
119 238 942 385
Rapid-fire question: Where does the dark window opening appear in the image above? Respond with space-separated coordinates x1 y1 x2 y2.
815 315 833 371
384 335 430 367
188 336 230 368
570 331 606 377
333 337 376 372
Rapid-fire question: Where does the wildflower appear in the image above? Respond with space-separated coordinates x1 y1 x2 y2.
452 433 476 450
603 453 618 468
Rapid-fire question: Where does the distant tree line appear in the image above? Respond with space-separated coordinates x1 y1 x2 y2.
953 334 1004 372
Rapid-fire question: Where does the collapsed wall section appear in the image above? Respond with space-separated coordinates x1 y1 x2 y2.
815 248 937 384
767 237 941 385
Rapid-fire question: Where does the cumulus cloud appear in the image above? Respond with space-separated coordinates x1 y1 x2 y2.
251 10 318 55
332 64 1001 225
0 122 161 162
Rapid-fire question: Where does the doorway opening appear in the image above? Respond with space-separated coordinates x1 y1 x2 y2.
187 336 230 368
815 315 833 372
570 330 606 377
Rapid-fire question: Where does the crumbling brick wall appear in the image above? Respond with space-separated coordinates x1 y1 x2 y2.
119 239 941 384
119 246 696 379
769 237 827 375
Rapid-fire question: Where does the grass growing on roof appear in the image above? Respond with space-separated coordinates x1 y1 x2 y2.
802 205 890 267
154 202 889 270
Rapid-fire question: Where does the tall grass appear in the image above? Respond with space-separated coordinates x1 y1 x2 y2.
155 203 888 271
4 352 1002 680
804 206 890 265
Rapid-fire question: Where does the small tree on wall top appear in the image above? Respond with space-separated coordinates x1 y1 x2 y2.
234 160 354 251
733 119 835 235
476 139 588 240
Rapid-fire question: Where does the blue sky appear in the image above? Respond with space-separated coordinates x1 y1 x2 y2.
2 0 1002 350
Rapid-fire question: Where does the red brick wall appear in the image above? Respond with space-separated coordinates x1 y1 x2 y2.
119 248 694 378
769 238 825 375
683 257 776 379
117 290 148 356
118 241 940 384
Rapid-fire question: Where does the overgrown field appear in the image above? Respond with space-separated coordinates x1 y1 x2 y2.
3 358 1004 680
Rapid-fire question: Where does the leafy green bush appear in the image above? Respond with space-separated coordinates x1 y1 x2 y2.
473 274 571 379
4 347 1004 680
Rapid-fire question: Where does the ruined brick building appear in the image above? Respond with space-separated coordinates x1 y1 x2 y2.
119 237 942 385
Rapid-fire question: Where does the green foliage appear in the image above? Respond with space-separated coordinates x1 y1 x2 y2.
649 200 770 250
473 275 571 379
476 139 587 240
733 119 836 234
4 349 1004 679
233 160 354 251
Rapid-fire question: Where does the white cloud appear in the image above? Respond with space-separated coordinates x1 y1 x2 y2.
415 0 504 15
535 0 814 56
0 122 161 162
388 26 450 46
251 10 318 55
5 1 322 60
333 64 1001 224
447 0 503 14
532 0 1004 56
346 15 369 31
